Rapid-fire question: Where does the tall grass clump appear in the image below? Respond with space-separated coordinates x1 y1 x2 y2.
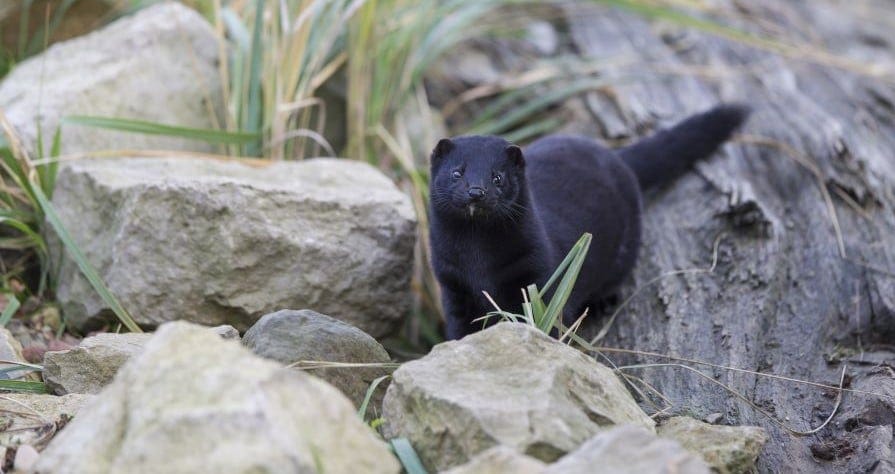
479 233 592 340
0 115 141 333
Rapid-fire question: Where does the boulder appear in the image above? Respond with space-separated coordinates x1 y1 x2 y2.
0 393 91 448
43 325 244 394
382 323 653 471
546 425 711 474
657 417 767 474
48 157 416 337
243 309 392 409
442 446 547 474
0 2 223 156
34 321 399 474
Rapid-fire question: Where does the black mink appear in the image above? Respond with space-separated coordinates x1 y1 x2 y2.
429 105 750 339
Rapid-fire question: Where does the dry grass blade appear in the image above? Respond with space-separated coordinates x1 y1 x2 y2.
286 360 402 370
617 362 847 436
358 374 391 421
591 346 891 401
736 134 846 258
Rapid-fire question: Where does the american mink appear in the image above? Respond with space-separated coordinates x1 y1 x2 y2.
429 104 750 340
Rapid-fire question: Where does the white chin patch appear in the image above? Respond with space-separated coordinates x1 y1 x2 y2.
468 205 476 217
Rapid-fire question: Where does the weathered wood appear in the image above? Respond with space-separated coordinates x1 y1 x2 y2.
559 1 895 472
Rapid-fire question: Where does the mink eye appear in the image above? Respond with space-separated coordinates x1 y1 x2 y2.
492 174 502 186
451 170 463 179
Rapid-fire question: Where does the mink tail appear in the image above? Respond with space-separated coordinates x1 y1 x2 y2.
619 104 751 190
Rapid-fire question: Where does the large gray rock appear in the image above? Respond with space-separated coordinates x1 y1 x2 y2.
49 157 416 337
657 417 767 474
35 321 400 474
0 393 91 449
0 2 223 156
243 309 392 409
546 425 711 474
382 323 654 471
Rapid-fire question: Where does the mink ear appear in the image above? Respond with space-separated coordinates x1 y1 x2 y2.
431 138 454 169
506 145 525 168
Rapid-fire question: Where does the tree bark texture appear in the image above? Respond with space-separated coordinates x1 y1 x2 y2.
558 1 895 472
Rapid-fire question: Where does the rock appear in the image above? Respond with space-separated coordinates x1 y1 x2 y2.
0 393 91 448
35 321 399 474
210 324 240 340
0 2 223 156
704 412 724 425
658 417 767 474
42 325 244 394
0 327 39 380
382 323 653 471
43 332 150 395
524 21 559 56
14 444 40 471
430 46 502 87
546 425 710 474
442 446 547 474
243 309 392 409
48 157 416 337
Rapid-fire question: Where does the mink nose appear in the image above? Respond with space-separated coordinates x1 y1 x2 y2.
467 187 486 200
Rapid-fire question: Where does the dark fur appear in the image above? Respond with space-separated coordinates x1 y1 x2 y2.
429 105 750 339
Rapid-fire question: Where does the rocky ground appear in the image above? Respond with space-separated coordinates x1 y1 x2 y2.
0 1 891 473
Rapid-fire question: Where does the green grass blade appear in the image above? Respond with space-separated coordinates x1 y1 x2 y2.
358 375 391 421
32 185 142 333
0 217 47 254
468 79 609 136
0 379 46 393
540 238 582 297
43 126 62 199
244 0 266 157
63 116 259 145
0 365 39 377
0 293 20 327
521 301 535 326
389 438 428 474
504 117 562 144
541 233 592 332
221 7 251 51
526 283 546 327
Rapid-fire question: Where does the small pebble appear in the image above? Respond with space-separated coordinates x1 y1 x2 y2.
704 412 724 424
14 444 40 472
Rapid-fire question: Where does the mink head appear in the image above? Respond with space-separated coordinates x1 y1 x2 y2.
429 135 527 223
